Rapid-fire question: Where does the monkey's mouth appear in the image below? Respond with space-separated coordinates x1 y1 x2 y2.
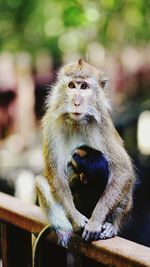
73 113 81 116
70 112 83 119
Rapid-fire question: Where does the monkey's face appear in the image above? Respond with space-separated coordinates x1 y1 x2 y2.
65 79 95 121
61 74 109 123
49 60 109 123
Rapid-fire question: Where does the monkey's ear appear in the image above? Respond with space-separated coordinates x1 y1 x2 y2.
100 77 108 89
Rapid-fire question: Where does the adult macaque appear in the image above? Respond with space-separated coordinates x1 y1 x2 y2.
35 60 135 242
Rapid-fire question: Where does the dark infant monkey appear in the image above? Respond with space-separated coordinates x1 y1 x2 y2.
68 145 110 218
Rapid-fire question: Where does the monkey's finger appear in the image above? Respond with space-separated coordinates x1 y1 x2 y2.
82 230 91 242
99 229 111 239
99 234 105 239
104 223 117 236
101 229 114 239
83 230 100 242
92 231 101 241
102 222 111 232
82 229 88 240
100 225 117 239
87 231 96 241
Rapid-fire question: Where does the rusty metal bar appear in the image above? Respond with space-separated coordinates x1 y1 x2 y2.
0 192 150 267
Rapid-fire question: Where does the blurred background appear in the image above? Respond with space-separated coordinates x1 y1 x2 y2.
0 0 150 246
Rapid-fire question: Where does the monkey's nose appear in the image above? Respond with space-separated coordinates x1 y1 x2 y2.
74 101 80 107
73 94 83 107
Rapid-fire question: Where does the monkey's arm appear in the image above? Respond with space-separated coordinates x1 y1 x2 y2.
51 174 88 231
100 190 133 239
36 172 88 231
82 143 135 241
82 172 133 241
36 173 88 232
40 142 88 232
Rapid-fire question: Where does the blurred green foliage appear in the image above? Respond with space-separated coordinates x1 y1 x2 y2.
0 0 149 57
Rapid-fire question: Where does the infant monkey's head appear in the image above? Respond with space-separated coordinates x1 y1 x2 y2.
69 145 110 187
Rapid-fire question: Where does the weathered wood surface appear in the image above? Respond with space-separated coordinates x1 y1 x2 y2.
0 192 150 267
0 192 46 233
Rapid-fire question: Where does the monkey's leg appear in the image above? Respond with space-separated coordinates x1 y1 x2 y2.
88 197 130 241
100 194 133 239
35 175 73 247
35 175 73 231
82 187 133 242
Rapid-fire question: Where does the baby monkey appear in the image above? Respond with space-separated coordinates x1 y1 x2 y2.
68 145 117 240
68 145 109 217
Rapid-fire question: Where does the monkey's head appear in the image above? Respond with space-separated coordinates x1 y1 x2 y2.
68 145 110 189
49 60 109 123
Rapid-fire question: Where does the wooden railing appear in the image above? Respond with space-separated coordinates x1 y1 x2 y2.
0 192 150 267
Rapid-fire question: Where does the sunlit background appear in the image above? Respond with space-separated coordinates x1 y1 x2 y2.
0 0 150 247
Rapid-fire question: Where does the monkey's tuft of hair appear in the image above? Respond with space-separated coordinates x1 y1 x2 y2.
78 59 83 69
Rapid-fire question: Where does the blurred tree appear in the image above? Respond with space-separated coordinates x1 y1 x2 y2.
0 0 149 62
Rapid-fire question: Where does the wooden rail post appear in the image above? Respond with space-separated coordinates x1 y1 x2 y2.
1 223 32 267
33 232 68 267
38 240 67 267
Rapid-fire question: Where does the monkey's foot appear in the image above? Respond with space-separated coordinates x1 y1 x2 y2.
99 222 117 239
56 229 72 248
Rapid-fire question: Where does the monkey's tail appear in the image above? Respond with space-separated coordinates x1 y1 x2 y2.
33 224 51 267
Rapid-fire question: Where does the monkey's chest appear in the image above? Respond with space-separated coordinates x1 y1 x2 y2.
59 134 103 168
57 136 85 166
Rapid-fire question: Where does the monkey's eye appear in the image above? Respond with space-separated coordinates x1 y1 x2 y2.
80 83 89 90
68 82 76 89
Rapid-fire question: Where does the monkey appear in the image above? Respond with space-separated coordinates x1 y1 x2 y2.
35 59 135 243
67 145 110 219
33 146 110 267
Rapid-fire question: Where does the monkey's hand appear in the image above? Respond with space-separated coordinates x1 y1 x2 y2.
100 222 117 239
71 211 88 232
82 220 103 242
82 220 117 242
